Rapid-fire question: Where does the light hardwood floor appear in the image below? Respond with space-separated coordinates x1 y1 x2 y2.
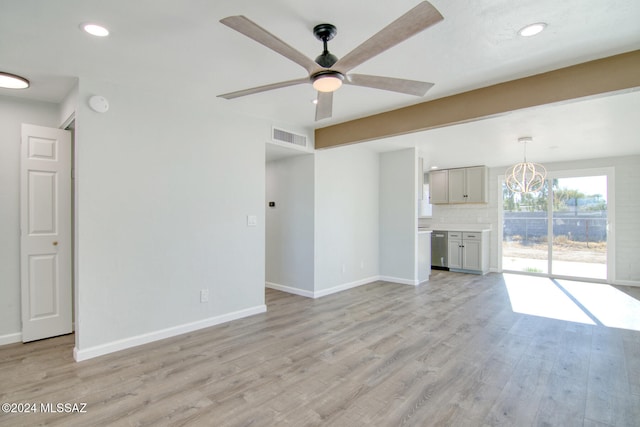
1 271 639 426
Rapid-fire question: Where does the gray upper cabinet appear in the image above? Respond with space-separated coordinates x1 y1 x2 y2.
428 169 449 204
430 166 487 204
448 168 468 203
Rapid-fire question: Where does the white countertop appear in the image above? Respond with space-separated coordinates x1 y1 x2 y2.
419 224 491 232
417 229 432 234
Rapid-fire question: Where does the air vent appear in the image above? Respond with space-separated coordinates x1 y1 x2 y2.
272 127 307 148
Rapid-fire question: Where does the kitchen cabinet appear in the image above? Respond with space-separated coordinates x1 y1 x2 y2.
429 166 487 204
448 231 489 274
428 169 448 204
448 166 488 203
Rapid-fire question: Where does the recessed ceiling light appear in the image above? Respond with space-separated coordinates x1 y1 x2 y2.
82 23 110 37
430 166 438 170
519 22 547 37
0 71 30 89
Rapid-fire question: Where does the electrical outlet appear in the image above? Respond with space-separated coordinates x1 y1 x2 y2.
342 264 346 274
200 289 209 303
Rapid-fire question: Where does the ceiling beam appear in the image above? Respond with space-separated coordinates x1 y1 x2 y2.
314 50 640 149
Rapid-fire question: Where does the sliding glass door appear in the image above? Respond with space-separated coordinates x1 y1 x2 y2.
503 182 549 274
502 170 610 281
551 176 608 280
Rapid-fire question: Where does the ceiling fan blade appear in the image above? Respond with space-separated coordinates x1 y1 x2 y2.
333 1 443 74
346 74 434 96
218 77 309 99
220 15 322 75
315 91 333 121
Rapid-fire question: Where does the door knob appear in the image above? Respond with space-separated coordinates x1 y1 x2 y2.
52 241 58 246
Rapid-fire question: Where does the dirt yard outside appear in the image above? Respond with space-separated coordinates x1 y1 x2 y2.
503 239 606 263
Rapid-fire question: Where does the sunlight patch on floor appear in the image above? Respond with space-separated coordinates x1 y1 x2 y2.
504 274 595 325
557 280 640 331
504 274 640 331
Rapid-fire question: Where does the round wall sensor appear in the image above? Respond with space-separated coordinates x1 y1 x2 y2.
88 95 109 113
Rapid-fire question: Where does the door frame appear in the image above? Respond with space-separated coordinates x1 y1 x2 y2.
61 115 78 341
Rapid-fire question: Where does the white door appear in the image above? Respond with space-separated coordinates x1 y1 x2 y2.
20 124 72 342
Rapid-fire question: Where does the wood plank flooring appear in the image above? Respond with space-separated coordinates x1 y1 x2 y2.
1 271 639 426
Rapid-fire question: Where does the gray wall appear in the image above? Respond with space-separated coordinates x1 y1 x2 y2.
73 77 268 354
379 148 418 284
314 145 380 291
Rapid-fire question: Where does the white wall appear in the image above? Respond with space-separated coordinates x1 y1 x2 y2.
314 145 379 293
430 155 640 285
266 153 315 295
0 96 61 343
379 148 418 284
73 78 268 358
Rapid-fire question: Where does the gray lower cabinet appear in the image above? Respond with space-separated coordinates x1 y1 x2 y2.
448 231 489 274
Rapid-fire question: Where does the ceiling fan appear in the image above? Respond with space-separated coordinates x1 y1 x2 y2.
217 1 444 121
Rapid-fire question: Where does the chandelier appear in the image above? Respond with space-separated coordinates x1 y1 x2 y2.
505 137 546 193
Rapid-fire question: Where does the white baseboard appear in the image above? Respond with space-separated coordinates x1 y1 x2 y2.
265 282 314 298
378 275 420 286
0 332 22 346
613 279 640 288
314 276 382 298
268 276 422 299
73 304 266 362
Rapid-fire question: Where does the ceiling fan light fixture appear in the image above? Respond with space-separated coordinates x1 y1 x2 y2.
312 71 344 93
505 137 547 193
0 71 30 89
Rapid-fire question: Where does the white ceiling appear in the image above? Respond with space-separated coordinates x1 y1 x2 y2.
364 90 640 169
1 0 639 167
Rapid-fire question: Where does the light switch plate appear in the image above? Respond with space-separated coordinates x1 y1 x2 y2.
247 215 257 226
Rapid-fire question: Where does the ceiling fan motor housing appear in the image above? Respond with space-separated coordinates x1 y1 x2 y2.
313 23 338 68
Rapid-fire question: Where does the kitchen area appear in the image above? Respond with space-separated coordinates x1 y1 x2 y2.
418 161 492 276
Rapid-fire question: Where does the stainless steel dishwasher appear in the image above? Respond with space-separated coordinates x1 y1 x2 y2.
431 231 448 270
